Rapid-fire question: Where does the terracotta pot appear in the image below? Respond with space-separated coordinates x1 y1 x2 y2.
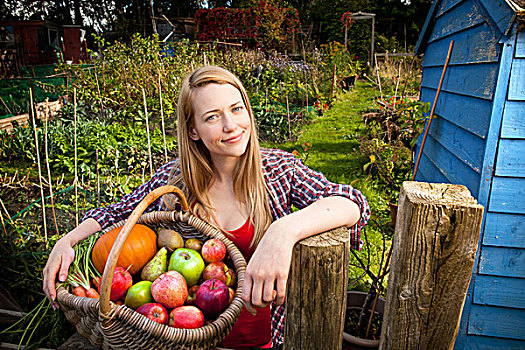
343 291 385 350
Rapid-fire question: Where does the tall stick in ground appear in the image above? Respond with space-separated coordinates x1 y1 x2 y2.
74 88 79 226
142 87 154 177
44 98 60 237
30 87 48 247
286 93 291 141
158 74 168 163
96 148 100 207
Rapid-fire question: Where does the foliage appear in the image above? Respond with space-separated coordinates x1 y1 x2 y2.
321 41 363 77
0 109 177 179
195 1 301 50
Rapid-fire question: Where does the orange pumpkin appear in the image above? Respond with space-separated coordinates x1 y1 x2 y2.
91 224 157 275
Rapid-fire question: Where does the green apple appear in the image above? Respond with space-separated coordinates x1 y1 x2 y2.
124 281 153 310
168 248 205 287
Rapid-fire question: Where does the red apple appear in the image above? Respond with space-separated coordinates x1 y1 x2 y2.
185 285 200 306
151 271 188 309
103 266 132 301
202 262 236 287
169 306 205 329
184 238 203 252
136 303 168 324
201 239 226 263
196 279 230 317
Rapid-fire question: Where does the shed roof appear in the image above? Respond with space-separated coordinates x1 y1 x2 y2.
416 0 523 55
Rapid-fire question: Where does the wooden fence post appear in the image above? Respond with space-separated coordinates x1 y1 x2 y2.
379 181 484 349
284 226 349 349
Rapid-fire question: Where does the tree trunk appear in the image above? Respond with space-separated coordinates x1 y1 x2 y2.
379 181 484 350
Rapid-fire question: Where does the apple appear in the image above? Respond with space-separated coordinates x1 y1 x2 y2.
168 248 205 287
201 239 226 263
169 305 205 329
185 285 200 306
184 238 203 252
103 266 132 301
124 281 153 309
202 262 236 287
196 279 230 317
151 271 188 309
136 303 168 324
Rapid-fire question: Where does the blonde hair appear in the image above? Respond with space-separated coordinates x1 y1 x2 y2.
164 65 272 248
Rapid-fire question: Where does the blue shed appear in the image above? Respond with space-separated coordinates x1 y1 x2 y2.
414 0 525 348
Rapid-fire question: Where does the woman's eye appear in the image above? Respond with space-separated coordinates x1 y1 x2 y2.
205 114 218 122
232 106 243 112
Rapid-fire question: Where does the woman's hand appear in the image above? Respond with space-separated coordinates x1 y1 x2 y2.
242 220 295 315
42 218 102 310
43 237 75 309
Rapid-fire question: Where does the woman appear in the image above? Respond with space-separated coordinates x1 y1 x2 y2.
43 65 370 348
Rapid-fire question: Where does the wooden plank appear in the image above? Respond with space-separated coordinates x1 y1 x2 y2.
420 88 491 138
458 33 517 350
478 0 516 35
435 0 463 18
428 117 484 173
489 177 525 214
468 304 525 340
516 31 525 58
284 227 349 350
508 58 525 101
415 0 440 54
422 22 500 67
420 63 498 100
501 100 525 138
483 212 525 248
420 133 481 197
473 275 525 309
495 139 525 177
479 246 525 278
460 334 525 350
380 182 484 350
428 0 486 43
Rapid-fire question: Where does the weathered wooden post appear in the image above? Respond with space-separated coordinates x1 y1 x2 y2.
380 182 484 349
284 226 349 349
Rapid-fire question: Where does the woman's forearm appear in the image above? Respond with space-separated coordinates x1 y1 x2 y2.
61 218 102 246
273 196 361 245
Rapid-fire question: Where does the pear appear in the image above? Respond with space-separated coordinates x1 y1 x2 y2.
140 247 168 282
157 228 184 251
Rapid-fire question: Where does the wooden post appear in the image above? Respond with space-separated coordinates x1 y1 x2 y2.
284 226 349 349
379 182 484 350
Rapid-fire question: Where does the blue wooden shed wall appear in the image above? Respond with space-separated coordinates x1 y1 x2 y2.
415 0 525 348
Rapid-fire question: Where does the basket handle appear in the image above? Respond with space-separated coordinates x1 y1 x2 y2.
99 185 188 317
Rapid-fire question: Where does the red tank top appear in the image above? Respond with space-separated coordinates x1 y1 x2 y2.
220 218 272 349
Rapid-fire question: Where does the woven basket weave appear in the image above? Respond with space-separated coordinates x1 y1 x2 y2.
56 186 246 349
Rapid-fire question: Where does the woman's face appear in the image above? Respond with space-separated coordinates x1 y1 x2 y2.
189 83 251 163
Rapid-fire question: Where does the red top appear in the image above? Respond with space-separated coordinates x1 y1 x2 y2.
220 218 272 349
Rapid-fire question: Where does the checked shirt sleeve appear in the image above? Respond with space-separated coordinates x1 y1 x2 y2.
290 156 370 250
82 160 176 230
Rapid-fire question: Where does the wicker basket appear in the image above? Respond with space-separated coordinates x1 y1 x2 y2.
56 185 246 349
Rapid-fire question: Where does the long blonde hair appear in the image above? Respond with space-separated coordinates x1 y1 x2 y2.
164 65 272 248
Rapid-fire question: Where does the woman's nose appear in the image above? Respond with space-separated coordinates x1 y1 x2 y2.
222 113 237 132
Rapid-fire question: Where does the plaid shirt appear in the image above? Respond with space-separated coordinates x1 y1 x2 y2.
84 148 370 347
